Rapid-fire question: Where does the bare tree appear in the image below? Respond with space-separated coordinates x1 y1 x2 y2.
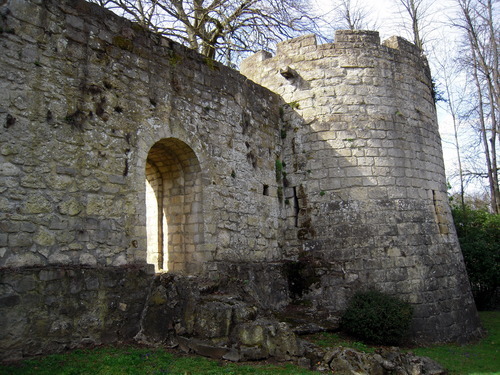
89 0 323 64
330 0 377 30
89 0 158 27
452 0 500 213
392 0 436 51
432 40 469 210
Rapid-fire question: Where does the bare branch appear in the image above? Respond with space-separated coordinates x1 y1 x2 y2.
89 0 325 64
329 0 378 31
391 0 437 51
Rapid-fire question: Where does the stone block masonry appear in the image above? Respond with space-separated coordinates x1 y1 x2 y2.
0 0 283 271
241 31 482 344
0 0 481 361
0 0 284 359
0 264 153 361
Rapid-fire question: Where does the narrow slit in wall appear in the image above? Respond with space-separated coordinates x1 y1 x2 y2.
293 186 299 227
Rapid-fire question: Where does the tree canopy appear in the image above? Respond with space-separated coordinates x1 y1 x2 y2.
91 0 323 65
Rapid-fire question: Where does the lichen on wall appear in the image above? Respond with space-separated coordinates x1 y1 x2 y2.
241 30 482 344
0 0 482 360
0 0 283 271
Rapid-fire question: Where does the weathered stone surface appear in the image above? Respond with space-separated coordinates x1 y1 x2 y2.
0 265 153 361
177 337 230 359
135 274 449 371
241 31 482 344
136 273 303 362
0 0 482 360
1 0 283 275
320 347 446 375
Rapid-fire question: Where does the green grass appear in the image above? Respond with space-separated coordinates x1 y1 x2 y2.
307 311 499 375
1 312 498 375
0 346 316 375
412 311 499 375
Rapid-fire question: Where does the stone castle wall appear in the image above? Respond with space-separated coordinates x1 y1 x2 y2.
0 0 286 359
0 0 284 272
0 265 151 359
241 31 481 343
0 0 481 361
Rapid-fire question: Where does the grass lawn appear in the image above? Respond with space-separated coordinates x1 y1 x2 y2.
0 346 316 375
306 311 499 375
0 311 498 374
412 311 499 375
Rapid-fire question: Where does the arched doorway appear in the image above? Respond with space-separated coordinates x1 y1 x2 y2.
145 138 204 273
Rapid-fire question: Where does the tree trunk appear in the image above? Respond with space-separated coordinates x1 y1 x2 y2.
471 46 500 213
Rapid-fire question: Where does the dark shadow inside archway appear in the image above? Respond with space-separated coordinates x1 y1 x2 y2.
145 138 204 273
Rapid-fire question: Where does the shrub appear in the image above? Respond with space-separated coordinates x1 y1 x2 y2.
451 206 500 310
340 290 413 345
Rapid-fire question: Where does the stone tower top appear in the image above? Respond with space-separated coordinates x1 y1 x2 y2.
242 30 423 73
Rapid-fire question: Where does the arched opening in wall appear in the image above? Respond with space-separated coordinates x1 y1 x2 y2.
145 138 204 273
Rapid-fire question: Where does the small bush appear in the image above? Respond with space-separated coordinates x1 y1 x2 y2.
340 290 413 345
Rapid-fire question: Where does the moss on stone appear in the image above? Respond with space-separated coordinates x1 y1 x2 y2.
168 52 182 66
112 36 134 52
131 23 146 33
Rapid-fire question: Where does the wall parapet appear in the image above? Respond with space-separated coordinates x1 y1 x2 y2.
243 30 423 67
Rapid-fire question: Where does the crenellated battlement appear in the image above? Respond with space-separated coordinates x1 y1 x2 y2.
243 30 422 67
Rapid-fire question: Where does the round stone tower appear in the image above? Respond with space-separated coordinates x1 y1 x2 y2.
241 30 482 343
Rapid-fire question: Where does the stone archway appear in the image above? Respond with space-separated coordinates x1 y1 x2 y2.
145 138 204 273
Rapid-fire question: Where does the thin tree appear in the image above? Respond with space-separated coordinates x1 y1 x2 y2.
392 0 435 51
330 0 377 31
453 0 500 213
433 41 469 210
89 0 323 64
